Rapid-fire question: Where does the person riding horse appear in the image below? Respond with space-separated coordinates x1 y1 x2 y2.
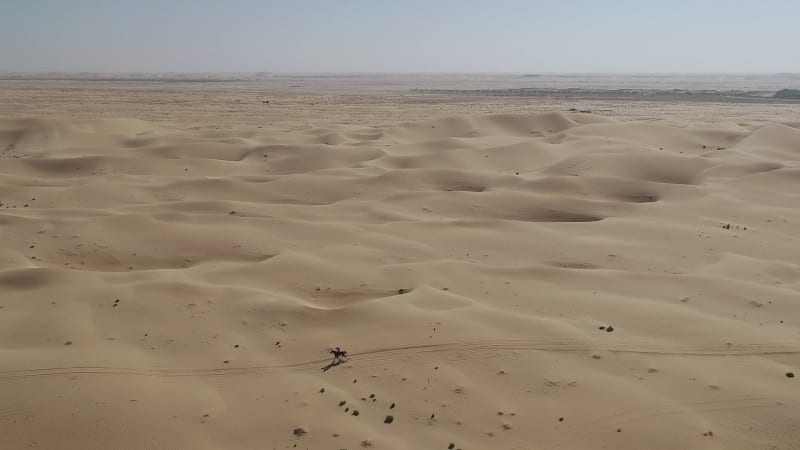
330 347 347 363
321 346 349 371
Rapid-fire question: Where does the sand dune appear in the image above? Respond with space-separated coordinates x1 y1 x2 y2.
1 111 799 449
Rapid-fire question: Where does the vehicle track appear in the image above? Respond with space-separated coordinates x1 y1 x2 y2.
1 338 798 379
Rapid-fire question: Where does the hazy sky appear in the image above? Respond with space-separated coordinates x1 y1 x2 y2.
2 0 799 73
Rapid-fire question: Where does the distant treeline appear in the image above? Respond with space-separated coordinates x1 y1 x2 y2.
408 87 800 99
774 89 800 99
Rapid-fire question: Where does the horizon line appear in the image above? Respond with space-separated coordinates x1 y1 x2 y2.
1 70 799 76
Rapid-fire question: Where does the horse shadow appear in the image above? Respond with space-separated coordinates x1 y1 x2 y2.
321 360 342 372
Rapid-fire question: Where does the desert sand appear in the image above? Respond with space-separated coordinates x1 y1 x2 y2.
1 77 799 450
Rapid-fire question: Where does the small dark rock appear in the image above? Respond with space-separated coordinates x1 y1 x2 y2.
448 444 455 450
787 372 795 378
389 403 395 409
606 326 614 332
384 415 394 424
558 417 564 422
292 426 307 436
64 341 72 346
352 410 360 416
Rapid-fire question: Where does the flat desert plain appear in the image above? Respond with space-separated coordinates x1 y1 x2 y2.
1 76 799 450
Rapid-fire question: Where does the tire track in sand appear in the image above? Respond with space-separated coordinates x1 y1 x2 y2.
1 338 798 379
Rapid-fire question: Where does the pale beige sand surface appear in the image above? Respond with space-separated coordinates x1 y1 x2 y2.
1 80 799 449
